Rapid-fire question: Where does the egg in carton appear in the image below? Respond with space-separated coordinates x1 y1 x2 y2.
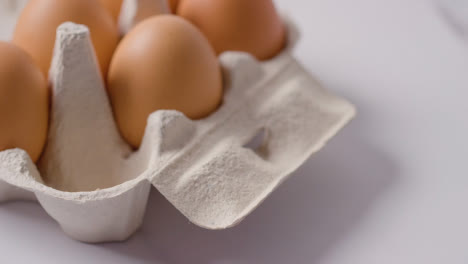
0 0 356 243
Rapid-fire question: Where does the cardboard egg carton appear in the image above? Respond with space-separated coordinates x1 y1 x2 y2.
0 2 356 243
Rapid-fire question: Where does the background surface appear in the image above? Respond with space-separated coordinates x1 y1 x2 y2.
1 0 468 263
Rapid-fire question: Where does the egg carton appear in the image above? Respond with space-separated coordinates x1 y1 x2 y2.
0 7 356 243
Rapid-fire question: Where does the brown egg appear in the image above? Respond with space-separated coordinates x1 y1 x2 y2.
13 0 119 78
108 15 223 148
178 0 286 60
168 0 178 12
0 42 49 163
99 0 124 22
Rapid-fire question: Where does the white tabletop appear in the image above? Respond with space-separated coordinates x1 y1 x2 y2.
1 0 468 263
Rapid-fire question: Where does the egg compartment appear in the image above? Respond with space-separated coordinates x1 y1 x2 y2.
0 13 355 243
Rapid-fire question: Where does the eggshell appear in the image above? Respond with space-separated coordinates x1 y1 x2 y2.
178 0 286 60
99 0 124 22
108 15 223 148
0 42 49 163
12 0 119 78
168 0 178 12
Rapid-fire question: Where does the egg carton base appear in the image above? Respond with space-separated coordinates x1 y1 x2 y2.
0 20 355 243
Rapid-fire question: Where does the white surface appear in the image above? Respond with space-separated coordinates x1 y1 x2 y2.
1 0 468 263
439 0 468 35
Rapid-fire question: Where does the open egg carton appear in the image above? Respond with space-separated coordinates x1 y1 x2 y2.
0 0 356 243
